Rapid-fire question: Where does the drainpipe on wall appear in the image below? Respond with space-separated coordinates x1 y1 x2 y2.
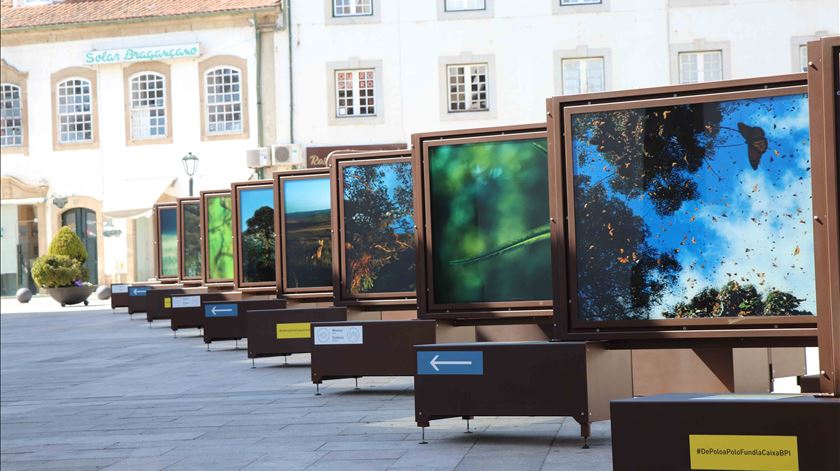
254 13 265 180
287 0 294 145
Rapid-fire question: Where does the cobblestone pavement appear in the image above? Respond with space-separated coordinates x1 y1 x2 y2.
1 298 611 470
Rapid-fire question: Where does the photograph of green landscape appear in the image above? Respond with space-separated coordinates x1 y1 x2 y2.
181 202 202 278
239 187 276 284
569 91 816 322
158 206 178 278
342 161 415 295
283 177 332 289
428 137 551 304
206 194 234 281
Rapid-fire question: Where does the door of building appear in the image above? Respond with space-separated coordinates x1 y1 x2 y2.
61 208 98 284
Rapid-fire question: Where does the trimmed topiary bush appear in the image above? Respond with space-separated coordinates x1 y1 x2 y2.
48 226 88 263
31 227 90 288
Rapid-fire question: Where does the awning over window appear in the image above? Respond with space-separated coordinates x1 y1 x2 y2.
102 178 176 219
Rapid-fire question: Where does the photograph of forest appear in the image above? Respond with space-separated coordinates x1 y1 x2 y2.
342 161 415 295
283 177 332 288
570 92 816 322
158 207 178 277
239 187 276 283
181 202 202 278
206 194 234 280
428 137 551 304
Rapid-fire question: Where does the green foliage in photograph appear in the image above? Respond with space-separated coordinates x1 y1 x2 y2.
207 195 234 280
182 202 202 278
158 207 178 277
428 137 551 304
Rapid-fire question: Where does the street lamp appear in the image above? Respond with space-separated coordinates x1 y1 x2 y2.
181 152 199 196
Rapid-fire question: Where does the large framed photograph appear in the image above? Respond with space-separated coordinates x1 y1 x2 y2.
549 74 826 344
153 203 178 281
177 197 202 282
232 180 276 290
807 36 840 396
200 189 235 285
412 124 553 320
274 169 333 296
330 150 416 307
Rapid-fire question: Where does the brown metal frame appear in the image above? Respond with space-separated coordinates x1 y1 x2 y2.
412 123 553 321
329 149 417 307
273 168 333 297
231 180 277 290
153 202 178 281
547 73 824 345
199 189 235 286
177 197 202 282
807 36 840 397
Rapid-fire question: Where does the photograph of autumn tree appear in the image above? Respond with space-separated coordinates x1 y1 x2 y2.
428 137 551 304
239 187 276 283
570 92 815 321
159 207 178 277
206 194 234 280
182 202 202 278
342 161 415 295
283 177 332 288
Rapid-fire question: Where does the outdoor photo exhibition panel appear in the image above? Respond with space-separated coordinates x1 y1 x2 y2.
548 74 829 344
274 168 333 297
154 203 178 281
807 36 840 397
177 197 202 282
330 150 416 307
200 189 235 285
231 180 277 290
412 124 553 321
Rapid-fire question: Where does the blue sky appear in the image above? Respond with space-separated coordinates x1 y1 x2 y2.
343 162 413 233
572 93 816 317
283 177 331 214
239 187 274 232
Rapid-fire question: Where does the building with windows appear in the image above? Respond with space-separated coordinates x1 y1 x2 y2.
0 0 283 294
0 0 835 295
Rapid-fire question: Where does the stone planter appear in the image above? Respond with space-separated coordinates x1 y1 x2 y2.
44 285 96 307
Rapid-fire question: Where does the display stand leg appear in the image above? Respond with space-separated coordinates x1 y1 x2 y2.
235 340 239 350
284 356 288 366
206 344 210 352
149 322 152 328
355 378 359 390
419 427 428 445
315 383 321 396
173 331 177 338
465 419 471 434
251 358 255 369
581 422 591 449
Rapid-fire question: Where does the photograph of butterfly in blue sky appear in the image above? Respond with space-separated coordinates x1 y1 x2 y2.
568 90 815 322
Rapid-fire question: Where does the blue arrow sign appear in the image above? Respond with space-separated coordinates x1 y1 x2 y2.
129 286 149 297
204 303 238 318
417 351 483 375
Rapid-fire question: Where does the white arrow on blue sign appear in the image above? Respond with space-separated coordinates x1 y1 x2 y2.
417 351 483 375
129 287 149 296
204 303 238 318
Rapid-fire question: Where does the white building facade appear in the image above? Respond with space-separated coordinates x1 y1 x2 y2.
0 0 836 294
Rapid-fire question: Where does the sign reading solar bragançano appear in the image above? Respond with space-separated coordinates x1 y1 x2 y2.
84 43 200 65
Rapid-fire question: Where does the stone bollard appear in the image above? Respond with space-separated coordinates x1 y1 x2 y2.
95 285 111 300
16 288 33 303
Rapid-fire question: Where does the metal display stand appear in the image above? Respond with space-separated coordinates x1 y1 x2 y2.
414 341 632 446
610 394 840 470
127 283 180 316
169 290 240 334
146 286 208 324
311 319 435 394
245 306 347 367
202 297 287 349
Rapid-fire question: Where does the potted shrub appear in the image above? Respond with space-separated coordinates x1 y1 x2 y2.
32 227 96 306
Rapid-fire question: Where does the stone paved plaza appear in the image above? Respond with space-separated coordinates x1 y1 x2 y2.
1 298 611 470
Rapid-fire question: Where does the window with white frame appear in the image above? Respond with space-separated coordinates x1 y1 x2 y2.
205 67 242 134
445 0 486 11
129 72 166 140
562 57 605 95
57 78 93 143
1 83 23 147
447 63 488 112
560 0 601 5
333 0 372 17
678 50 722 84
335 69 375 117
799 45 808 72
